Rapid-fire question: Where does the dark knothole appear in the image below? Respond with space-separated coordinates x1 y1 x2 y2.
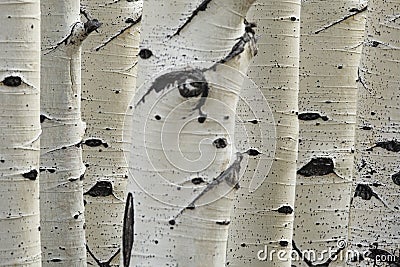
84 181 113 197
2 76 22 87
22 169 38 180
191 177 205 185
277 205 293 214
213 138 227 149
297 157 335 177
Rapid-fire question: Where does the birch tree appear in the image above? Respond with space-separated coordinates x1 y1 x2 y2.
40 1 100 265
348 1 400 266
125 0 257 265
0 0 41 265
227 1 301 266
291 1 366 266
80 1 142 266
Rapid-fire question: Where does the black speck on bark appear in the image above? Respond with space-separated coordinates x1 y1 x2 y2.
169 219 176 225
2 76 22 87
49 259 62 262
84 181 113 197
22 169 38 180
297 157 335 177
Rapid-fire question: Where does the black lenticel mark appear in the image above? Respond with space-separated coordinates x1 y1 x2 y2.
191 177 205 185
84 139 108 148
246 149 261 156
22 169 38 180
123 192 134 267
138 48 153 59
168 219 176 225
279 240 289 247
297 157 335 177
298 112 328 121
198 116 206 123
248 119 259 124
84 181 113 197
49 259 62 262
2 76 22 87
213 138 227 149
277 205 293 214
392 171 400 186
216 220 230 225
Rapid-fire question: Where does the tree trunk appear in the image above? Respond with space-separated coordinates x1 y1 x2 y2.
40 2 100 265
348 0 400 265
227 1 301 266
80 1 142 266
125 0 257 266
292 1 366 266
0 0 42 265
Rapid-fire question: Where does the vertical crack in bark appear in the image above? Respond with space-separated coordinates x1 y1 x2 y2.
95 15 141 51
314 6 367 34
170 0 213 38
122 193 134 267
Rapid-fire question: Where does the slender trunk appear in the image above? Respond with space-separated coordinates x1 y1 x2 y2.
292 1 366 266
348 0 400 265
0 0 41 265
125 0 257 266
80 1 142 266
40 2 100 265
227 1 301 266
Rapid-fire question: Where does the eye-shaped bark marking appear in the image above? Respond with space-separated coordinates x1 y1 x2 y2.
171 0 213 37
191 177 205 185
216 220 230 225
137 68 210 117
138 48 153 59
297 158 335 177
217 22 257 64
2 76 22 87
246 149 262 156
86 244 120 267
353 184 389 208
123 193 134 267
84 181 113 197
298 112 329 121
374 140 400 152
292 240 345 267
22 169 38 180
173 152 243 220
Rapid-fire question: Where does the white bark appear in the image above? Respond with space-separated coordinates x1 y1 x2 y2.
292 1 366 266
227 1 301 266
125 0 257 266
80 1 142 266
40 2 100 266
348 1 400 265
0 0 41 265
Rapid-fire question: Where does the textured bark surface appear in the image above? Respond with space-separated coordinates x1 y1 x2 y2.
292 1 366 266
125 0 257 266
227 1 301 266
0 0 41 265
348 1 400 266
80 1 142 266
40 1 101 265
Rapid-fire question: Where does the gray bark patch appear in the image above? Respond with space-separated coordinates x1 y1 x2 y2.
297 157 335 177
375 140 400 152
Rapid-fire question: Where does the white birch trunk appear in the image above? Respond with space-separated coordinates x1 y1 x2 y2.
40 2 100 266
125 0 257 266
0 0 41 265
348 1 400 266
80 1 142 266
227 1 301 266
291 1 366 266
